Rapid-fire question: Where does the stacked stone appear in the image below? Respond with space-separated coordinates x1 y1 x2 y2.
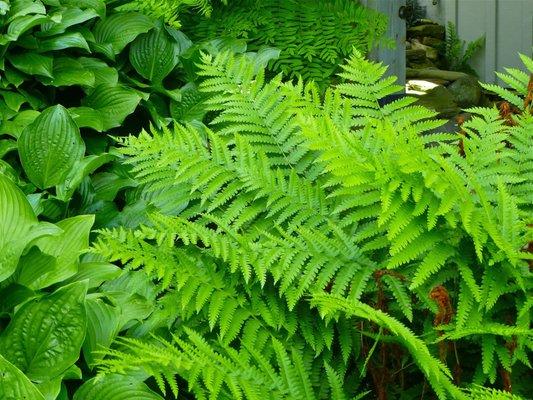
405 19 485 118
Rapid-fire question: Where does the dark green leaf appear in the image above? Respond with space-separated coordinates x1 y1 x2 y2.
18 105 85 189
0 281 88 381
129 26 180 84
9 53 54 78
93 13 154 55
83 85 142 130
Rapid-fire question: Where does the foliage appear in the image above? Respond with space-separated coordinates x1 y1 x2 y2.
91 51 533 399
180 0 388 87
442 22 485 75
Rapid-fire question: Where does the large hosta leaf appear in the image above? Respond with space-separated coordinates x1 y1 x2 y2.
0 354 45 400
9 53 54 78
0 173 37 281
73 375 163 400
17 215 95 290
129 25 180 84
0 281 88 381
93 13 154 55
83 85 142 130
18 105 85 189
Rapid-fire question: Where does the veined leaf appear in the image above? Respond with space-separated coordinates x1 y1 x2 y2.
129 25 180 84
0 281 88 381
0 173 37 281
68 106 104 131
17 215 95 290
38 7 100 36
83 84 142 130
9 53 54 78
18 105 85 189
40 57 96 87
38 31 90 52
93 13 154 55
0 354 45 400
73 375 164 400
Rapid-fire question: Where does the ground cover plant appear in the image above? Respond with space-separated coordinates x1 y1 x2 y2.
0 0 532 399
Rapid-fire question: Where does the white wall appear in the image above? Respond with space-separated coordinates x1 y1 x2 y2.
440 0 533 82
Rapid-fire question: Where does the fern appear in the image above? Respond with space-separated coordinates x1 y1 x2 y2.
443 22 485 76
180 0 388 87
93 51 533 398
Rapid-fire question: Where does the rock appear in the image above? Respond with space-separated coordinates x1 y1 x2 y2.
410 40 439 60
415 86 461 118
406 48 427 63
425 78 450 86
422 37 444 48
408 60 436 69
408 24 445 40
406 68 469 81
412 18 439 26
447 75 482 108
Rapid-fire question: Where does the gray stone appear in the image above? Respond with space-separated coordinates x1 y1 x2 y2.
408 24 445 40
415 86 461 118
406 48 427 63
422 37 444 48
447 75 482 108
410 40 439 60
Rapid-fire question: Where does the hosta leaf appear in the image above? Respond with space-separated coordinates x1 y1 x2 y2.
0 354 45 400
0 281 88 381
77 57 118 86
73 375 164 400
40 57 96 87
17 215 95 289
3 15 49 42
56 153 116 201
9 53 54 78
0 110 40 138
0 173 37 281
83 84 142 130
93 13 154 55
83 297 121 366
18 105 85 189
38 7 100 36
129 25 180 84
68 106 104 131
38 31 90 52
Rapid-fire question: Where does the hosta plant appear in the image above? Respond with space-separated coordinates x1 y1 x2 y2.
90 51 532 399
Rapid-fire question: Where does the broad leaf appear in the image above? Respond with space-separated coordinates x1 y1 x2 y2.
93 13 154 55
41 57 96 87
56 153 116 200
17 215 95 289
68 106 104 131
83 297 121 366
0 354 45 400
18 105 85 189
78 57 118 86
9 53 54 78
73 375 163 400
0 173 37 281
129 26 180 84
83 85 142 130
38 32 90 52
0 281 88 381
38 8 100 36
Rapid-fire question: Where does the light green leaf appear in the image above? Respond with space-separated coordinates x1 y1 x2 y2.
64 261 121 288
0 354 45 400
0 90 27 112
8 0 46 20
18 105 85 189
9 53 54 78
129 26 180 84
0 139 17 157
93 13 154 55
56 153 116 200
0 281 88 381
83 297 121 366
0 173 37 281
83 84 142 130
17 215 95 290
73 375 164 400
